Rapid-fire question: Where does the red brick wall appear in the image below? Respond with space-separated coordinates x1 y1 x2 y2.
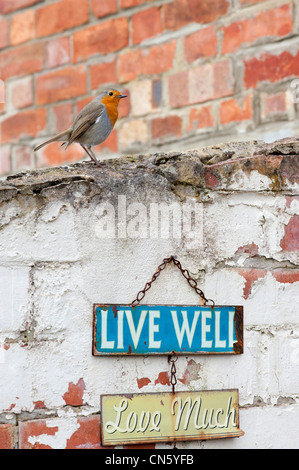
0 0 298 175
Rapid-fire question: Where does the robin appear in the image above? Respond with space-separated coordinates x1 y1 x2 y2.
34 89 127 167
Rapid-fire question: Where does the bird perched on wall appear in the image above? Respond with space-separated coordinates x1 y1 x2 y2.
34 89 127 167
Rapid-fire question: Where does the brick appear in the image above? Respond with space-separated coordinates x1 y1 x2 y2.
36 0 89 38
272 269 299 284
63 378 85 406
213 60 234 99
90 59 117 90
36 141 85 168
12 145 34 171
46 36 71 69
118 119 148 150
131 79 153 116
0 424 16 449
190 60 234 105
280 215 299 252
0 145 11 175
163 0 229 31
10 9 35 46
91 0 118 18
137 377 151 389
120 0 143 8
169 60 233 109
1 108 47 143
222 4 292 54
187 105 215 131
19 419 59 449
184 25 218 62
118 88 130 118
73 17 129 62
66 416 103 449
0 18 8 50
142 41 176 75
168 60 234 108
168 70 189 108
152 79 163 108
0 42 43 81
0 0 40 14
244 49 299 89
220 94 252 124
237 268 267 299
143 41 176 75
151 115 182 140
285 196 299 209
160 368 176 386
280 155 299 187
118 40 176 82
36 66 87 105
11 76 33 109
240 0 268 4
188 63 215 104
118 49 142 82
50 102 73 133
261 92 287 118
132 7 162 45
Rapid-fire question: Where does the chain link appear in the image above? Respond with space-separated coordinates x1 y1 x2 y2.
131 255 214 308
168 352 178 394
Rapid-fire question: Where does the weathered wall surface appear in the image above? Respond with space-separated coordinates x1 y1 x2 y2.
0 138 298 449
1 0 299 175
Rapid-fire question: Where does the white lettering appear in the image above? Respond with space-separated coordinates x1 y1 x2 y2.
117 310 124 349
215 310 226 348
105 398 128 434
172 396 200 431
105 398 161 435
171 310 200 348
126 202 148 239
101 309 115 349
125 310 147 349
201 311 212 348
148 311 161 348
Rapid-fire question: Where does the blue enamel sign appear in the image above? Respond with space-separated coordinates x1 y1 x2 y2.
93 305 243 355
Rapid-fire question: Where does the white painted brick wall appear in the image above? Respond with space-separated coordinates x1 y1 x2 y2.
0 152 298 449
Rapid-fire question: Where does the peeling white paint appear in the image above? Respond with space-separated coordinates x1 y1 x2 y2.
27 418 79 449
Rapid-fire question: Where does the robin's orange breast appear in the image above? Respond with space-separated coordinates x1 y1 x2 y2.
101 100 119 127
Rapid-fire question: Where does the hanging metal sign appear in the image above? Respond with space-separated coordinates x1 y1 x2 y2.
93 304 243 355
101 389 244 446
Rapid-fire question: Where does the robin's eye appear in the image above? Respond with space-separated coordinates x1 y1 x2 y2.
109 92 113 96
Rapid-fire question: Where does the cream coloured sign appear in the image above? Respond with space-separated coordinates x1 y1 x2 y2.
101 389 244 446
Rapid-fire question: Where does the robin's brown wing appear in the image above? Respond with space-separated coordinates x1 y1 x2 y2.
67 100 106 146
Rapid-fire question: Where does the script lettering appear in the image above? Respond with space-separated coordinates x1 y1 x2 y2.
104 398 162 435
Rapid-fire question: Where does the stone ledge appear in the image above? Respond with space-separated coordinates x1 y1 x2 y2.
0 139 298 200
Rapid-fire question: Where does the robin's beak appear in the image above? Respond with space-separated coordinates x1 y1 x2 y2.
119 94 127 99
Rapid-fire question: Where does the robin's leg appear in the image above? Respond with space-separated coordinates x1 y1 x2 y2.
80 144 98 164
89 147 101 167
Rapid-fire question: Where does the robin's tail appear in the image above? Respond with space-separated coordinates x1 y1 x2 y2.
34 129 72 151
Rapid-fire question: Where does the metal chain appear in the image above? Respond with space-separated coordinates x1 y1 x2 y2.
131 255 214 308
168 353 178 394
